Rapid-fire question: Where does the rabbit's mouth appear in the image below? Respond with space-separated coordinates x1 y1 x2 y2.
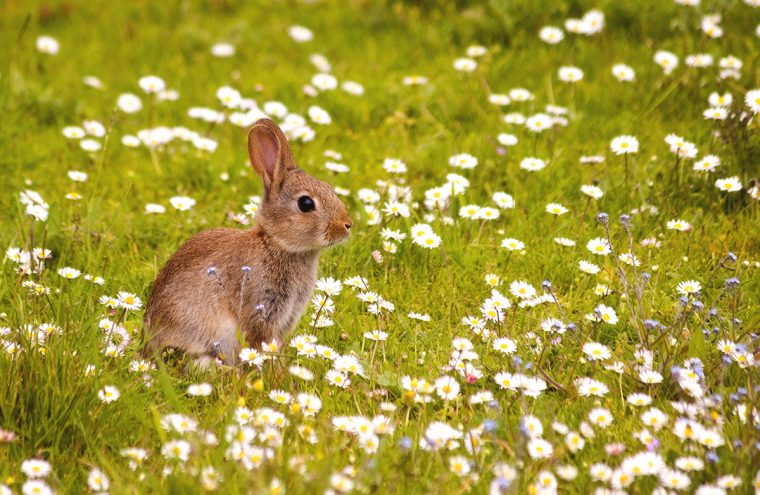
324 233 350 247
324 227 351 247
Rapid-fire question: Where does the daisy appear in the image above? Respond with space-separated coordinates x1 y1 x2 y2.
288 25 313 42
586 237 611 256
239 347 263 366
693 155 720 172
503 112 526 124
87 468 109 491
654 50 679 74
170 196 196 211
595 304 618 324
526 113 553 132
449 455 471 476
363 329 388 341
489 94 511 106
326 369 350 388
521 415 543 437
383 158 407 174
494 372 521 390
117 291 143 310
545 203 569 215
501 238 524 251
269 390 293 405
575 377 609 396
341 81 364 95
416 232 442 249
520 376 547 397
289 365 314 381
565 432 585 453
62 126 85 139
138 75 166 94
459 204 480 219
210 42 234 57
744 89 760 114
639 369 663 384
311 73 338 91
510 281 536 299
612 64 635 82
641 408 668 430
435 376 460 400
161 439 191 462
21 459 52 479
665 134 697 158
558 66 584 82
626 393 652 407
449 153 478 169
610 135 639 154
453 57 477 72
492 337 517 355
539 26 564 44
509 88 533 101
666 219 692 231
36 35 60 55
492 192 515 209
57 267 81 279
402 75 428 86
187 383 212 396
582 342 611 361
581 184 604 199
519 157 546 171
715 176 742 192
527 438 553 459
407 312 431 321
98 385 120 403
588 408 613 428
676 280 701 295
579 260 600 274
22 480 53 495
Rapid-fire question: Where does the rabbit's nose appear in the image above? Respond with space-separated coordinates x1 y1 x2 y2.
344 221 352 231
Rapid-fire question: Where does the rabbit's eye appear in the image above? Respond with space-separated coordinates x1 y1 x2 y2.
297 196 316 212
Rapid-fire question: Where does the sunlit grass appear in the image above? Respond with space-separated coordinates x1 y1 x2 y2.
1 0 759 493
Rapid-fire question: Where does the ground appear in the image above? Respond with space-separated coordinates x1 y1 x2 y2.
1 0 759 494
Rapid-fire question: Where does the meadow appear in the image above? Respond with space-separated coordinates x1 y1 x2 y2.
1 0 759 493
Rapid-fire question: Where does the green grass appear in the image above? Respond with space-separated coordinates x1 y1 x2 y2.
1 0 759 493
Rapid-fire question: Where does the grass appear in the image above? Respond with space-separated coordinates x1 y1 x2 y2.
1 0 759 493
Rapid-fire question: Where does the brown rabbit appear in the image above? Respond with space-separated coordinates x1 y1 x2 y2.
143 118 352 365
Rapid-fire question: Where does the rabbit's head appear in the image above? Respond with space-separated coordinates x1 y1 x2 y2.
248 118 352 253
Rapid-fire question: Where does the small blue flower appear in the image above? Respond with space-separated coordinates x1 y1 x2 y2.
620 214 632 229
724 277 740 289
399 436 412 450
596 212 609 225
643 319 661 330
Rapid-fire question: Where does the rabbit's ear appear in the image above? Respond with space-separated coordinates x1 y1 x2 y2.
247 119 296 192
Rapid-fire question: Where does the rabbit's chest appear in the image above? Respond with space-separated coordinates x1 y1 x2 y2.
245 258 318 339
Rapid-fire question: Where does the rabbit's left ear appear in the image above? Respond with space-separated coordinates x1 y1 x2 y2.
247 119 296 193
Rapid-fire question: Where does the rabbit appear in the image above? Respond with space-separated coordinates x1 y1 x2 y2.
142 118 352 365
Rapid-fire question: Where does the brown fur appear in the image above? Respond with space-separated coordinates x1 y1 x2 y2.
143 119 351 364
